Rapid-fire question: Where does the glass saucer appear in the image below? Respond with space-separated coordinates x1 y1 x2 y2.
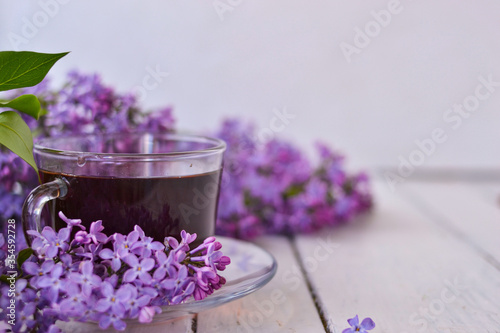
57 236 277 330
151 236 277 321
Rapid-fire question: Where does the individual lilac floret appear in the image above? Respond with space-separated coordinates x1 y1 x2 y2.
131 226 164 257
74 230 92 244
164 231 193 253
68 261 102 297
161 265 190 291
152 250 174 280
99 242 124 272
59 211 85 230
342 315 376 333
123 285 151 319
95 282 131 315
88 220 108 244
59 283 86 317
22 260 54 287
28 226 70 258
37 264 66 302
123 255 155 283
114 230 140 257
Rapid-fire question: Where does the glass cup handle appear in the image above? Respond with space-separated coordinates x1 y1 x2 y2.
22 178 68 245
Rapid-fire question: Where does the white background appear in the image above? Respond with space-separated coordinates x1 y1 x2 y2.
1 0 499 172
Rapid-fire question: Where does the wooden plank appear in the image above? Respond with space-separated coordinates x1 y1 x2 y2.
56 315 194 332
467 182 500 208
196 236 325 333
402 181 500 264
294 180 500 333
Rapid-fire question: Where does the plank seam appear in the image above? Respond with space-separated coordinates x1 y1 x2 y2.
289 235 332 333
191 313 198 332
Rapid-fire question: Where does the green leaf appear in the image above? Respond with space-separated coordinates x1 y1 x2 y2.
0 94 41 119
0 275 10 284
0 111 38 173
17 248 34 267
0 51 69 91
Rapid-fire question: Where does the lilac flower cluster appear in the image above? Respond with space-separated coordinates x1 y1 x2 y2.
0 70 373 242
214 119 373 238
14 71 175 137
0 70 175 226
0 212 229 332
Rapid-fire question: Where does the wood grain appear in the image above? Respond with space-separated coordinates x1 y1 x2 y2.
196 236 325 333
294 181 500 333
402 181 500 265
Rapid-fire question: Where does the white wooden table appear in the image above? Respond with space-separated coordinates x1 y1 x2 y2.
61 177 500 332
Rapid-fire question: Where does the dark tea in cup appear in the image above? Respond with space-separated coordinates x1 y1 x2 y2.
23 133 226 244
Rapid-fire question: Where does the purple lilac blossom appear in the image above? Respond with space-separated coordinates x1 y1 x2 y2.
0 213 229 332
68 261 101 297
214 118 373 238
342 315 376 333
